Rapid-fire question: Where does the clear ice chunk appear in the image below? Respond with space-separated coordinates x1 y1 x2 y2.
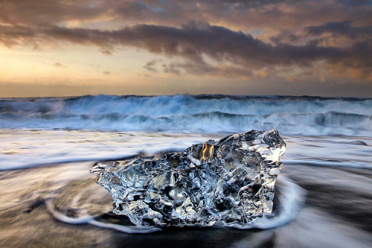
90 130 286 228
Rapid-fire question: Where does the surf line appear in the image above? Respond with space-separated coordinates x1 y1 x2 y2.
45 192 162 234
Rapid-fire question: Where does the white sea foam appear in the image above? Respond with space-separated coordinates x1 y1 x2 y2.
45 199 162 234
250 176 306 229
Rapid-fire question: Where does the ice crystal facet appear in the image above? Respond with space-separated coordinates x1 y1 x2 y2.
90 130 286 228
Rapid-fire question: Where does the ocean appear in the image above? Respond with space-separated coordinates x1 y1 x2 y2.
0 94 371 247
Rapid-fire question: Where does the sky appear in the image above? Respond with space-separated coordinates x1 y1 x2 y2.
0 0 371 97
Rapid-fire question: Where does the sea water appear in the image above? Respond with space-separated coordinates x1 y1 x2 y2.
0 95 371 247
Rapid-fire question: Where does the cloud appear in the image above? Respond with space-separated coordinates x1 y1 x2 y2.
0 22 330 65
160 62 253 78
162 63 182 76
269 20 372 80
52 62 64 68
100 49 114 55
143 60 159 72
103 71 111 75
1 21 371 79
272 21 372 47
1 1 371 33
0 0 371 82
306 21 372 39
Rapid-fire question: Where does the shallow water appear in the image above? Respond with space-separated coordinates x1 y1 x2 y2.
1 129 371 170
0 130 371 247
1 94 371 247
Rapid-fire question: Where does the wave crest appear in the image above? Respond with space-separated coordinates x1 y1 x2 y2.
1 94 371 136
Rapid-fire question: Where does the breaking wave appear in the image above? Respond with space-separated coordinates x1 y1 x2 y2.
1 94 371 136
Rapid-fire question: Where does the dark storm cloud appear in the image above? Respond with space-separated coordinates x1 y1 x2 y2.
0 0 371 80
271 21 372 47
1 21 371 77
1 0 371 29
307 21 372 39
0 0 284 23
